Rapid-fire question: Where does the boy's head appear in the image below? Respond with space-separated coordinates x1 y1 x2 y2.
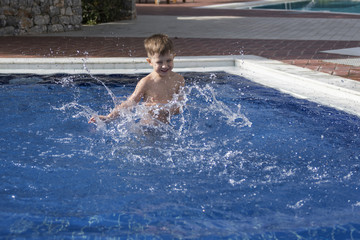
144 34 174 58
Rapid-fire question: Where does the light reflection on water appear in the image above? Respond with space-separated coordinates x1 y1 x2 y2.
0 72 360 239
253 0 360 14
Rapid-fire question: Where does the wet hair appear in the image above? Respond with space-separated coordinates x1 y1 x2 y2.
144 34 174 57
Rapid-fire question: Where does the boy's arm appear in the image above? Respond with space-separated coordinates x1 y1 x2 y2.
88 100 136 124
88 78 147 124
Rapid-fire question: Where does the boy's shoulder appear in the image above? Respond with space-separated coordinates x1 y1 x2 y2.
168 71 184 81
173 71 183 78
138 74 153 85
173 72 185 85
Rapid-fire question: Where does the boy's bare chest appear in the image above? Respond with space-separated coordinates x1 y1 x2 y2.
146 81 177 103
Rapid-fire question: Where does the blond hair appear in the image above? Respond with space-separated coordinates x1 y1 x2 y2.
144 34 174 57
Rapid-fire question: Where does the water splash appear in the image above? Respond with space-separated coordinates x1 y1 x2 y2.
52 71 252 171
81 58 119 106
189 84 252 128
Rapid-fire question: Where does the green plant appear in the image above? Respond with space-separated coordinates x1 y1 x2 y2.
82 0 100 25
82 0 130 25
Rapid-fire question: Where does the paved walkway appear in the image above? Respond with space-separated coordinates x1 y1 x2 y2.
0 0 360 80
41 15 360 41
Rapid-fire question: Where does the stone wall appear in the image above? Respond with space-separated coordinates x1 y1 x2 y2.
0 0 83 36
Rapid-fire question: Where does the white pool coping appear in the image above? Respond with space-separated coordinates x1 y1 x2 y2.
1 55 360 118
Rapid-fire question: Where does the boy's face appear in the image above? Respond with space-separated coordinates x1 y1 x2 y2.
147 53 175 77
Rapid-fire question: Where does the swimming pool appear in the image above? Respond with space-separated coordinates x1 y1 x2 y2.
252 0 360 14
1 72 360 239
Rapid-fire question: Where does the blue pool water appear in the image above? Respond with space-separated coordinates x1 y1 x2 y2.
252 0 360 14
1 72 360 239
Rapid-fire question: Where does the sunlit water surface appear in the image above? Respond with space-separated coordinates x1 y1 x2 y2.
1 72 360 239
253 0 360 14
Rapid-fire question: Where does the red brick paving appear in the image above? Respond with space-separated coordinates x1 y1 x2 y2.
0 0 360 81
349 68 360 81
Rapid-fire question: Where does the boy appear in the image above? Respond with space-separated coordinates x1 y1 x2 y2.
88 34 185 125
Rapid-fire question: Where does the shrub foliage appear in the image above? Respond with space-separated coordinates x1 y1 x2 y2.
82 0 130 25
